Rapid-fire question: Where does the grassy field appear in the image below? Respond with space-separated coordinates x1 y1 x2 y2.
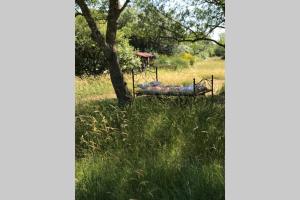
76 58 225 200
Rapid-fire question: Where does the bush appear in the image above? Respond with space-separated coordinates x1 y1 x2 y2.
75 15 106 76
214 46 225 59
75 15 141 76
198 51 211 60
214 33 225 59
75 40 106 76
174 44 193 54
180 52 196 66
174 41 217 61
116 32 141 72
154 54 190 70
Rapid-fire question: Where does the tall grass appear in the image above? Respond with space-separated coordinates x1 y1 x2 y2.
75 58 225 200
76 96 224 200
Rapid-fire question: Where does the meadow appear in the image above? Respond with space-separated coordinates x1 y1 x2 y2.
75 58 225 200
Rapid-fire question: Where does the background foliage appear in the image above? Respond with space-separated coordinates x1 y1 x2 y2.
75 11 141 76
75 3 225 76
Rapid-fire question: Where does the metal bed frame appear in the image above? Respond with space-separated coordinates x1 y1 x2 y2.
131 67 214 98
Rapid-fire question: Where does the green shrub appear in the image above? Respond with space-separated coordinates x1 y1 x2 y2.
214 33 225 59
180 52 196 66
75 15 106 76
214 46 225 59
75 15 141 76
198 51 210 60
169 56 190 69
154 55 190 70
174 41 218 61
174 44 193 54
116 31 141 72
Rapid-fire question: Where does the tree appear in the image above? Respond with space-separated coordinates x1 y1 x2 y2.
75 0 132 105
124 6 180 54
134 0 225 48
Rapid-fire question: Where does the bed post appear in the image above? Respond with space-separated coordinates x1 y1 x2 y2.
211 75 214 100
155 67 158 82
132 69 135 98
193 78 196 97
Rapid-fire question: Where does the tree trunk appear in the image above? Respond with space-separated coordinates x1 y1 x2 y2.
105 0 132 105
75 0 132 105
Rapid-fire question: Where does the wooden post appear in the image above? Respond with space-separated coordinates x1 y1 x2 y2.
155 67 158 82
193 78 196 96
132 69 135 98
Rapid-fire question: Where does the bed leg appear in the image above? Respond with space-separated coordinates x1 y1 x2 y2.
193 78 196 97
132 69 135 99
211 75 214 102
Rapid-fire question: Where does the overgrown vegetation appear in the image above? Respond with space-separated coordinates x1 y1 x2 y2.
75 13 141 76
75 59 225 200
75 0 225 199
76 96 224 200
154 54 190 70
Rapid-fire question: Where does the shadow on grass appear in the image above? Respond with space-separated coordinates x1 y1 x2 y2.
75 94 225 200
76 156 224 200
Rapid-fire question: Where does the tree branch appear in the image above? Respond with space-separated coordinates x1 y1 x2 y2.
75 8 83 17
207 24 225 30
75 0 108 49
148 5 198 38
75 12 82 17
119 0 130 14
160 36 225 48
183 37 225 48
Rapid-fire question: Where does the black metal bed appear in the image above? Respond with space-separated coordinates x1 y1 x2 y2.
131 67 214 98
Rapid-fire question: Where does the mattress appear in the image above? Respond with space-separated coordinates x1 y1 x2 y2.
136 81 208 96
